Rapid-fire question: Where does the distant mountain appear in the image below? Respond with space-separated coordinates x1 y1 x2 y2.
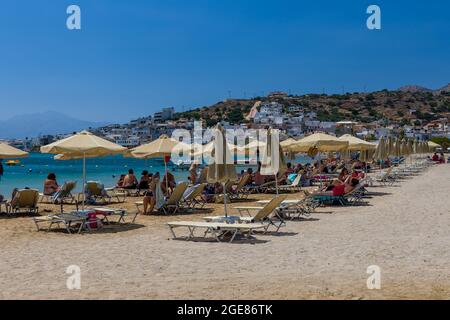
398 85 433 93
0 111 109 139
435 83 450 94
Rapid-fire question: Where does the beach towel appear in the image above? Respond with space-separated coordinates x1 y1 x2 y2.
154 180 165 210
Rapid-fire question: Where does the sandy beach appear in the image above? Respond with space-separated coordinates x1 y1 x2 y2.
0 164 449 300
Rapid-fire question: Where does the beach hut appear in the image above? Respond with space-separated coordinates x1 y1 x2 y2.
260 128 287 195
207 124 237 217
40 131 127 208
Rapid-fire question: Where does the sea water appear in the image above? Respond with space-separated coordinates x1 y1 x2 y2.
0 153 313 197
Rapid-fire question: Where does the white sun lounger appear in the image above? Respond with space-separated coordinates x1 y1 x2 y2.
167 221 265 243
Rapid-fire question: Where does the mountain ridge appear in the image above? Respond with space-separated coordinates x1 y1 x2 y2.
0 111 109 139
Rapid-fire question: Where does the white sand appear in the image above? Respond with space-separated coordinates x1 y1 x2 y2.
0 164 449 299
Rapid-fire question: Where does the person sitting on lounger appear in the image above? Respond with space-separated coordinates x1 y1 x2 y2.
253 161 266 186
432 153 439 162
161 171 176 196
439 153 446 164
115 174 126 188
314 178 359 197
338 168 349 183
188 163 198 184
138 170 152 190
123 169 138 189
44 173 59 196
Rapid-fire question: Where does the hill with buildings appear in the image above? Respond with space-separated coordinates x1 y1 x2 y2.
174 86 450 126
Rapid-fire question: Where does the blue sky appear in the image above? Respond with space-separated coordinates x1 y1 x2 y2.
0 0 449 122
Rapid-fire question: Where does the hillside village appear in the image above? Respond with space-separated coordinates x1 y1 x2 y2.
4 84 450 150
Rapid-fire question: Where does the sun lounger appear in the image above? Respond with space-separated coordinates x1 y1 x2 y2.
167 221 266 243
91 207 138 224
33 213 88 234
7 189 39 215
182 183 206 209
159 182 188 214
85 181 126 204
312 184 365 206
266 174 303 193
205 195 288 232
40 181 78 212
136 182 189 215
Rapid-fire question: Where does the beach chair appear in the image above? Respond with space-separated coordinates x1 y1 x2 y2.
7 189 39 215
159 182 189 214
167 221 266 243
267 174 303 193
229 174 251 200
205 195 288 233
374 167 395 186
182 183 206 209
40 181 78 212
33 213 88 234
312 184 365 206
85 181 126 204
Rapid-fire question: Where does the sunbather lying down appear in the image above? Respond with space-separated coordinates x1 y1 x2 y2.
313 178 359 197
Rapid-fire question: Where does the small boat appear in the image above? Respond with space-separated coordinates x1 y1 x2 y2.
6 160 21 166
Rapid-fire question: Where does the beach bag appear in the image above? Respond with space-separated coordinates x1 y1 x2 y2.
86 212 102 230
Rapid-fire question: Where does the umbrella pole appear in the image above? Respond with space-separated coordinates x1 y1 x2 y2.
222 182 228 217
275 174 279 196
82 153 86 211
164 160 169 196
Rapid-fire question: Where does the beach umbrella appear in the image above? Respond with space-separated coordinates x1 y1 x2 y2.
399 140 408 156
373 137 387 161
127 135 192 194
40 131 127 209
207 124 237 217
428 141 440 152
280 138 297 150
288 133 348 154
338 134 376 151
407 139 414 156
386 137 395 156
0 143 28 159
393 139 402 158
260 128 287 195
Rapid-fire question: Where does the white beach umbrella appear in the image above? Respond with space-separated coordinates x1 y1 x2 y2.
0 143 29 159
260 128 287 195
41 131 127 209
207 124 237 217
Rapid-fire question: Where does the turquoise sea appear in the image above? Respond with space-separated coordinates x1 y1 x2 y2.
0 153 190 197
0 153 314 197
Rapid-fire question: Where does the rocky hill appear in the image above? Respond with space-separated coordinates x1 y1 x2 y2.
174 86 450 125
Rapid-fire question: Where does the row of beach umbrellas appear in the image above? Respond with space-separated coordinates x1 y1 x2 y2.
0 130 442 214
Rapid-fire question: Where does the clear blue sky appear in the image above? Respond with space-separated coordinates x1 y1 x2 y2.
0 0 448 122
